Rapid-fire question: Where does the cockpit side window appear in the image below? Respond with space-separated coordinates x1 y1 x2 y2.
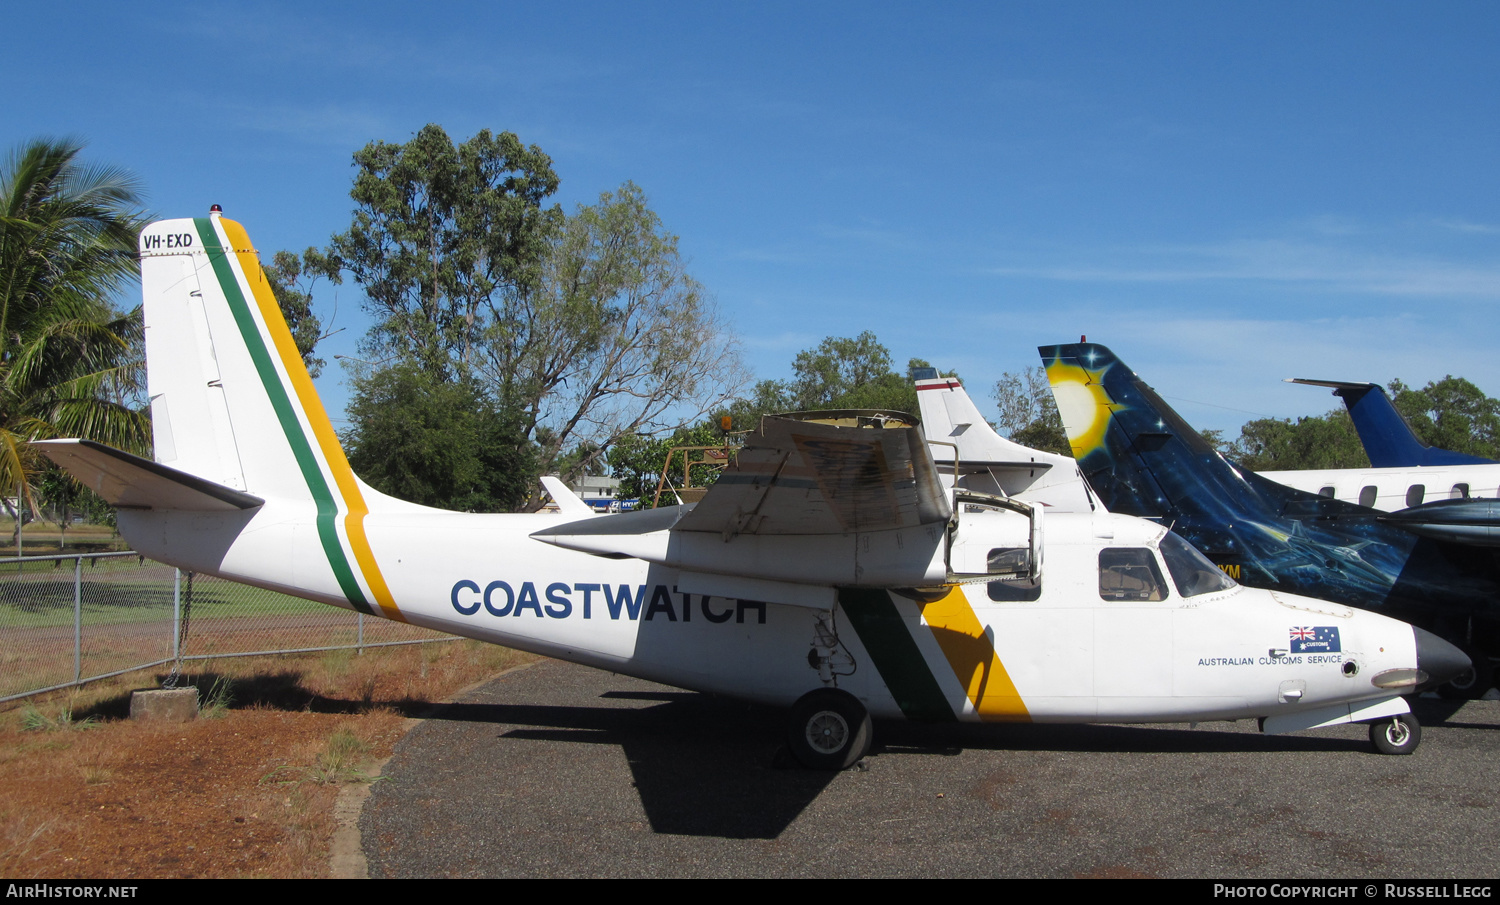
1158 531 1237 598
1098 548 1168 601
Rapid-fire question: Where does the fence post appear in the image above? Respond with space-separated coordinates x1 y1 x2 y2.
172 568 181 664
73 555 82 683
357 612 365 655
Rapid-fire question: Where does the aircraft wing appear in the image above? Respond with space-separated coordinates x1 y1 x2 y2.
673 410 951 537
532 411 955 604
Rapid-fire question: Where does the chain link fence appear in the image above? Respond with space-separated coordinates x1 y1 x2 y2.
0 551 457 703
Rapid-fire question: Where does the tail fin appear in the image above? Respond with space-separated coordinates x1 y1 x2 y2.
1038 342 1412 601
1287 378 1496 467
1038 342 1223 524
914 374 1091 510
141 213 357 502
138 212 401 617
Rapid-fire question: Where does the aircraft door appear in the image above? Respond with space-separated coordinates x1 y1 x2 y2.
947 492 1043 584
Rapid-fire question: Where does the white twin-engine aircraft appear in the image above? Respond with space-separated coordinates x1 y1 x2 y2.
37 212 1466 768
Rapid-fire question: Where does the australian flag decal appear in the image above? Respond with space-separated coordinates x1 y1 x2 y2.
1290 626 1341 653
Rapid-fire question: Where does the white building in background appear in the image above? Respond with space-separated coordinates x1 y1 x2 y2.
572 475 627 512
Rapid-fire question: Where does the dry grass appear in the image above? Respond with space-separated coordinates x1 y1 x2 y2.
0 639 537 878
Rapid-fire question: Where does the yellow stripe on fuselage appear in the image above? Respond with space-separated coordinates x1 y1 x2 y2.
921 587 1029 721
219 219 405 623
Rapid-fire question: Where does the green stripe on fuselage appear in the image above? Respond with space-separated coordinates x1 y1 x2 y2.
839 588 955 721
193 219 374 615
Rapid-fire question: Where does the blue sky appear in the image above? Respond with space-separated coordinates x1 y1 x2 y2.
7 2 1500 435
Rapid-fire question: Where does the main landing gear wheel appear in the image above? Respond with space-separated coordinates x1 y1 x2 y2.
1369 714 1422 755
1437 654 1493 701
787 688 872 770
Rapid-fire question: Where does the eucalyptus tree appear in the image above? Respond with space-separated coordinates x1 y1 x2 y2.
329 126 744 503
504 181 746 483
0 138 150 518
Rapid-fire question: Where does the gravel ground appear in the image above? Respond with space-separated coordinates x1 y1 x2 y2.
362 659 1499 879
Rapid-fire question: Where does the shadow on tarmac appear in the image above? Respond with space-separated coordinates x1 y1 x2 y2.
408 689 1477 839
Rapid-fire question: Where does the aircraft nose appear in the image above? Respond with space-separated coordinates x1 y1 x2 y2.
1414 627 1471 688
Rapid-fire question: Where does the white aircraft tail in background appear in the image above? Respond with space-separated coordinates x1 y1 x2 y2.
912 370 1093 511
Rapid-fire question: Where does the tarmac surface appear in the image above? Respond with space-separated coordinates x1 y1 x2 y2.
360 659 1499 878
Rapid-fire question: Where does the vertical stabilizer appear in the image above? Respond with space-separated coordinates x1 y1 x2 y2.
914 375 1091 510
138 213 402 618
1039 342 1417 605
1287 379 1496 467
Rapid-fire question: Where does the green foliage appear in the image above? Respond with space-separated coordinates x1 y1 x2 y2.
1389 376 1500 459
200 676 234 719
307 728 374 785
728 334 933 429
329 124 563 378
787 332 894 408
993 367 1072 456
1229 410 1369 471
1225 376 1500 471
512 181 744 482
327 129 744 506
0 138 151 529
20 702 94 732
35 463 115 532
262 248 335 379
606 422 726 506
343 363 533 511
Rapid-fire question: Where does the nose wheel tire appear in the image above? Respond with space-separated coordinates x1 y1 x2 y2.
1369 714 1421 755
787 689 872 770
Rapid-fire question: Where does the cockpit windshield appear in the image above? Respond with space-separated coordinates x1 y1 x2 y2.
1158 531 1237 598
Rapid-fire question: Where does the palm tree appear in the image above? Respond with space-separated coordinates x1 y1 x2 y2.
0 138 151 527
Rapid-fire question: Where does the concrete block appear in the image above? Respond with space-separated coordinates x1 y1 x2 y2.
130 686 199 722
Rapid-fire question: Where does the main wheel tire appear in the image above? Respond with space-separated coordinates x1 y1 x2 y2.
1369 714 1421 755
1437 654 1493 701
787 689 872 770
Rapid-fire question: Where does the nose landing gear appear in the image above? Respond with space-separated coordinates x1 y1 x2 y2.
1368 713 1421 755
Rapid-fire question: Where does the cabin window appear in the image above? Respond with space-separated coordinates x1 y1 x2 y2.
1318 486 1336 498
986 547 1040 600
1406 485 1425 507
987 576 1042 602
1452 483 1470 500
986 547 1031 574
1158 531 1237 598
1098 548 1168 602
1359 486 1378 508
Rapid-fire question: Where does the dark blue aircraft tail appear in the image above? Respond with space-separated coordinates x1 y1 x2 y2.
1039 344 1500 692
1037 343 1412 602
1288 379 1495 468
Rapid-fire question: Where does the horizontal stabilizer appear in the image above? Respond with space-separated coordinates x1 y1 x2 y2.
1380 498 1500 546
33 439 265 512
1286 378 1378 391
